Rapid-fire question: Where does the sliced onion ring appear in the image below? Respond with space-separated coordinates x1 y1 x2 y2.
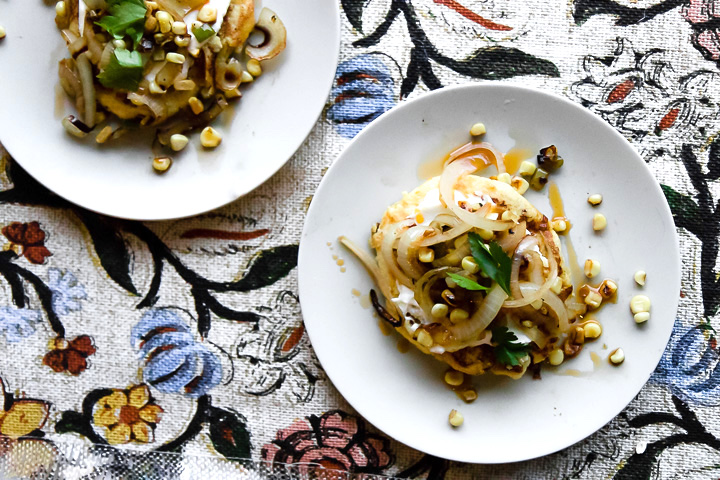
397 225 432 280
445 283 508 349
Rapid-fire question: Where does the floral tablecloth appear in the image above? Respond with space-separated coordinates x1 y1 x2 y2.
0 0 719 478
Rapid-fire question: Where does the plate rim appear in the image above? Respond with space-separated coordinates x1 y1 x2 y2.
0 1 341 221
298 82 682 464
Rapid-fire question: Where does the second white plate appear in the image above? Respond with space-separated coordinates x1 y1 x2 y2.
0 0 339 220
298 83 680 463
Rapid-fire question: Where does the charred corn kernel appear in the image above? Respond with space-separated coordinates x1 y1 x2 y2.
225 88 242 99
511 176 530 195
418 247 434 263
450 308 469 324
55 1 67 17
521 320 534 328
431 303 449 319
470 122 486 136
496 172 512 184
200 126 222 148
152 156 172 173
148 81 164 94
95 126 114 144
462 389 478 402
583 321 602 339
634 312 650 324
478 229 494 241
550 277 563 294
574 326 586 344
153 32 166 44
145 15 158 32
112 39 126 49
584 259 600 278
530 167 550 191
630 295 651 314
174 79 196 91
531 299 543 310
156 11 172 33
449 409 464 427
169 134 189 152
588 194 603 206
445 277 457 289
609 348 625 365
599 279 618 298
188 96 204 115
94 111 106 124
518 161 536 177
593 213 607 231
174 35 190 47
444 370 464 386
549 348 564 366
208 35 223 52
166 52 185 64
152 49 165 61
416 330 433 347
197 4 217 23
461 256 479 274
585 291 603 309
247 59 262 77
240 70 254 83
552 219 567 233
634 270 646 286
171 21 187 35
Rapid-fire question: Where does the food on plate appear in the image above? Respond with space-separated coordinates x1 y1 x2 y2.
341 135 612 379
54 0 286 160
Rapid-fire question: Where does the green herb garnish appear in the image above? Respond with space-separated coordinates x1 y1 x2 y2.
97 48 145 91
192 24 216 43
467 232 513 295
491 326 531 366
95 0 147 48
446 272 489 291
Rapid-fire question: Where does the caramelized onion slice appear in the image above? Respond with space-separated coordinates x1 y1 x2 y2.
246 8 287 61
446 283 507 349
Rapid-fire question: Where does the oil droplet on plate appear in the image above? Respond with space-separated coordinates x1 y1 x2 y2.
340 267 346 273
397 337 410 353
352 289 361 297
336 259 345 266
378 318 393 336
503 147 533 175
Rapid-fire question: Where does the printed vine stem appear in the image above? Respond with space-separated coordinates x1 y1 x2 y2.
0 249 64 337
396 454 449 479
615 396 720 478
351 0 558 97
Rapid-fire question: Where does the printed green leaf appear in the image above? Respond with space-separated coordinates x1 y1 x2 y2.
231 245 299 292
207 407 251 461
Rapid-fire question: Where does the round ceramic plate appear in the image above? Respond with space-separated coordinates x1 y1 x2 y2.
0 0 339 220
298 84 681 463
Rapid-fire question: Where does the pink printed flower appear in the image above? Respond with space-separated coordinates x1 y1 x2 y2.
261 411 393 476
682 0 720 61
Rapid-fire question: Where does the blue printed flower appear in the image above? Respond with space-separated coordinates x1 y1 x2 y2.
652 320 720 407
47 268 87 316
131 308 222 398
0 307 43 343
327 54 397 138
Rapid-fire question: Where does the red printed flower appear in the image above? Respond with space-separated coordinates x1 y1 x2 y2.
1 222 52 264
43 335 96 375
261 411 393 477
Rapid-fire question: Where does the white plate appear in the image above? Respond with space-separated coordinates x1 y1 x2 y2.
298 84 681 463
0 0 339 220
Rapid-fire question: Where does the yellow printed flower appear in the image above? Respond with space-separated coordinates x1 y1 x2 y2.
0 400 50 439
92 384 163 445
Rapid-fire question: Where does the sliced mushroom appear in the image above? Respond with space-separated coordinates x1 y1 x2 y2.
246 8 286 61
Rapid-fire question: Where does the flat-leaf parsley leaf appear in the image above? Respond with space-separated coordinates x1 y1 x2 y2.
97 48 145 91
491 326 531 366
95 0 147 47
467 232 512 295
446 272 490 291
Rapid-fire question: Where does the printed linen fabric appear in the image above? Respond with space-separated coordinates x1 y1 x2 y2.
1 0 720 478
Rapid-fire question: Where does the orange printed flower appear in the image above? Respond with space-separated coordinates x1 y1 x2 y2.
92 385 163 445
43 335 96 375
1 222 52 265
